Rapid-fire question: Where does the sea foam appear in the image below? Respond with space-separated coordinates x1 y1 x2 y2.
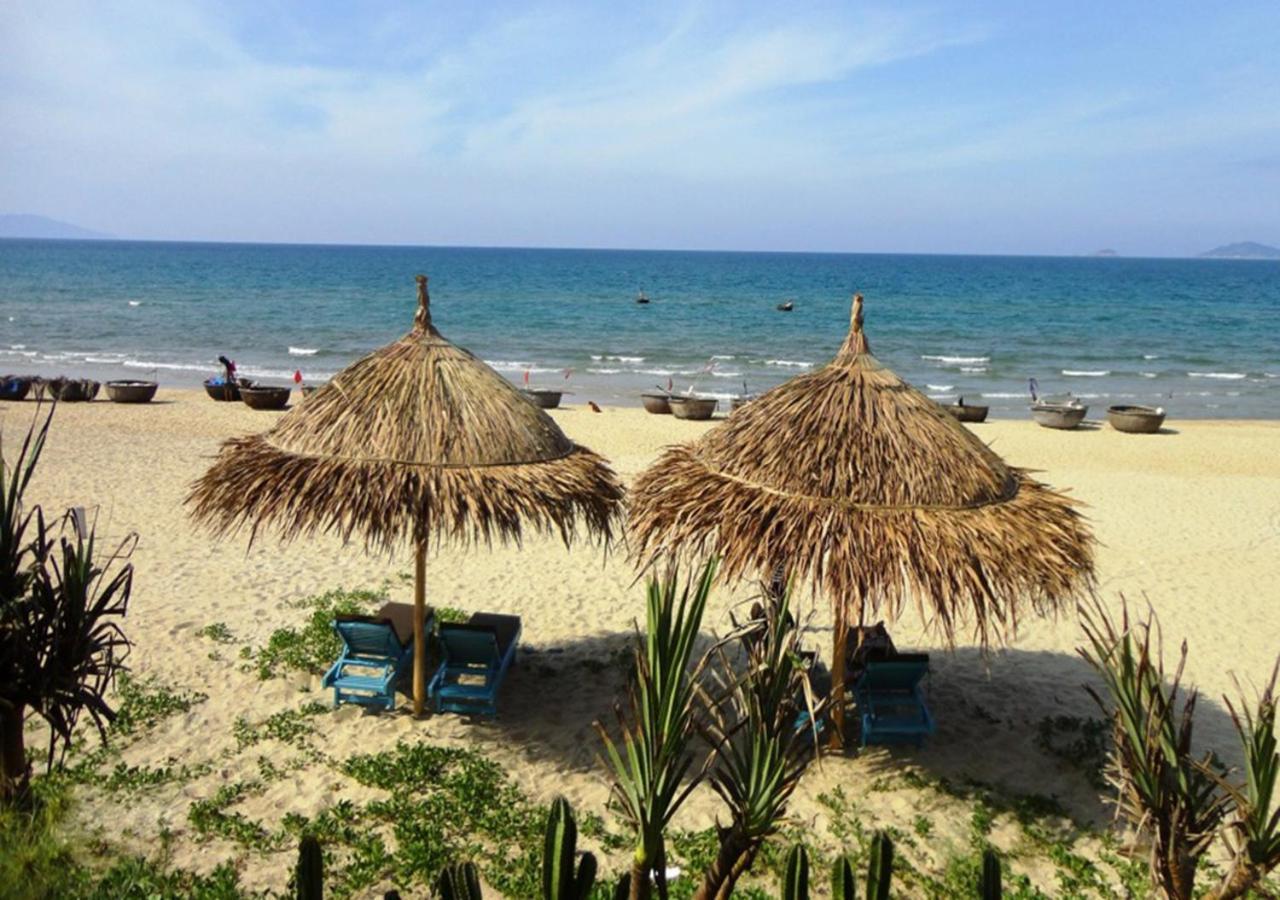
922 354 990 365
289 347 319 356
1062 369 1110 377
1188 372 1247 380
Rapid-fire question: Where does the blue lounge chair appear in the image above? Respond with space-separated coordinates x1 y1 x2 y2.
322 606 425 711
854 653 935 748
428 613 521 716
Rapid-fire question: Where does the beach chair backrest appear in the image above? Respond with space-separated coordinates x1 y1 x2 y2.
335 617 404 659
860 655 929 692
440 624 500 667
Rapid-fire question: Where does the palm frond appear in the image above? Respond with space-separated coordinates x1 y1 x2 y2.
596 560 716 899
1078 596 1226 900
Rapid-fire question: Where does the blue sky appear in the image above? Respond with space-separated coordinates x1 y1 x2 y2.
2 1 1277 255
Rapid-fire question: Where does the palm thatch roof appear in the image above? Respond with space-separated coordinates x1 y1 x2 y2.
628 295 1094 645
188 276 623 551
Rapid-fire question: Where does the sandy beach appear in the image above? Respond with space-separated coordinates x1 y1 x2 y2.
9 391 1280 896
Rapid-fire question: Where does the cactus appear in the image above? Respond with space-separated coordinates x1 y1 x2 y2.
980 848 1002 899
782 844 810 900
542 797 598 899
865 831 893 900
831 852 857 899
611 873 630 900
295 834 323 900
436 862 484 900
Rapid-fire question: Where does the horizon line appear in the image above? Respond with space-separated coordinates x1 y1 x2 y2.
4 234 1273 262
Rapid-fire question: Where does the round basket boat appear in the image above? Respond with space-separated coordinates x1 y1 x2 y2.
641 392 672 414
521 388 563 409
38 377 100 402
731 394 757 412
106 380 158 404
669 396 717 420
1031 402 1088 430
0 375 33 402
1107 404 1166 434
204 378 243 401
944 401 988 423
240 385 291 410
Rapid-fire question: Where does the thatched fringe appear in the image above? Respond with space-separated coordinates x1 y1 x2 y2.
628 294 1095 646
630 449 1091 644
189 434 622 552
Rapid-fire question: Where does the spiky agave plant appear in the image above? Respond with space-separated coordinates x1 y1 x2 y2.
27 510 135 774
1204 661 1280 900
0 409 50 800
596 559 716 900
1078 597 1227 900
694 578 824 899
1 407 133 802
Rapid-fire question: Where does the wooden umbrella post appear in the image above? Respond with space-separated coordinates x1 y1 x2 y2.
412 538 428 717
829 605 847 750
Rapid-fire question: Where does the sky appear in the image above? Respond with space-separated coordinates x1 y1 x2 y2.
2 1 1278 256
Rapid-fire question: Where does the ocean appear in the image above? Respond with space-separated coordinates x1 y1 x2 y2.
1 239 1277 417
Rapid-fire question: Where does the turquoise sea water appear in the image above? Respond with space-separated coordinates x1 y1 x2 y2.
0 239 1277 417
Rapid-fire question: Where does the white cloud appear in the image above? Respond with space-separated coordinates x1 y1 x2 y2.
2 1 1276 253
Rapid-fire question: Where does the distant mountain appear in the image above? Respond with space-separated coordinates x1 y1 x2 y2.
1198 241 1280 260
0 214 113 240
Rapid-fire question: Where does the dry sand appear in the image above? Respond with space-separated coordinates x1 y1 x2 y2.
8 391 1280 895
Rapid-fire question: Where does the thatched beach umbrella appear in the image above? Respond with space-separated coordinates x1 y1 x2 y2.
628 294 1094 741
189 276 624 714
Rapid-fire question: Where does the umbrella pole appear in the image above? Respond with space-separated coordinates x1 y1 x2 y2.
412 539 428 717
829 609 847 750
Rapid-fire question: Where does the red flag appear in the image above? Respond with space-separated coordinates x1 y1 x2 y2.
293 369 303 384
523 369 530 386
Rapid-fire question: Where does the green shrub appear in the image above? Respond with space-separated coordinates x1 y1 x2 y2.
252 588 386 679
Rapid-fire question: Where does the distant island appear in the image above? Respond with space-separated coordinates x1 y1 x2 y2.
0 214 113 240
1198 241 1280 260
1092 249 1118 257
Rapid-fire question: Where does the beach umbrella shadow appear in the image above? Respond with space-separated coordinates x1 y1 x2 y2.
850 646 1242 829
